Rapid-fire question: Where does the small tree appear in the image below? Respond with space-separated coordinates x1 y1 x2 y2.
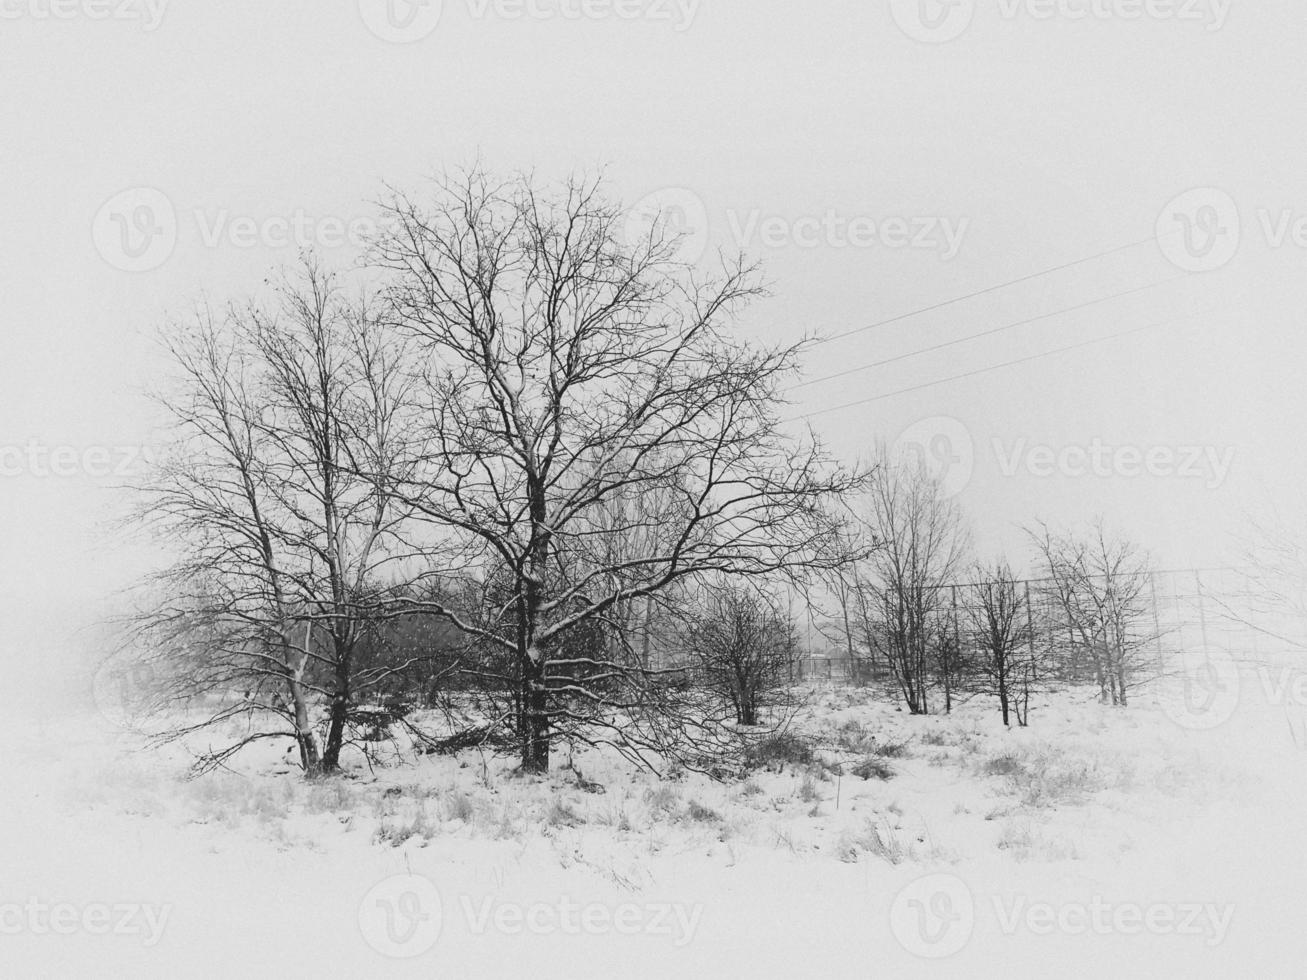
1218 513 1307 660
966 561 1039 726
1028 519 1160 706
129 260 417 774
848 450 970 714
682 582 799 726
931 613 966 715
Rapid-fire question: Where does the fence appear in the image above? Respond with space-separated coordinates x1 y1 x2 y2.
780 567 1300 687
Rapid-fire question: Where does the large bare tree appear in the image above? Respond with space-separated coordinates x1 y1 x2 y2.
370 170 856 772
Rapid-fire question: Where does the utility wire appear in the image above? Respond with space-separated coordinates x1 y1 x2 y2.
790 274 1187 392
787 306 1217 422
813 233 1168 348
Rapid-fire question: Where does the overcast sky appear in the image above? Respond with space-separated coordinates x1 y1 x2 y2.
2 0 1303 685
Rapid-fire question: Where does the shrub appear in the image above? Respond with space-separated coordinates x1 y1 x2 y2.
850 757 895 781
982 747 1114 807
744 732 814 770
644 784 682 814
687 800 720 822
546 799 584 828
983 751 1026 778
798 773 821 802
832 720 875 754
373 805 440 846
443 792 476 822
1012 756 1108 807
303 779 356 814
838 819 906 864
870 738 910 759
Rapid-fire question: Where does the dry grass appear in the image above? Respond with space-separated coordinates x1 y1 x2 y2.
76 683 1238 875
837 818 907 865
849 757 896 781
980 745 1131 808
996 819 1081 862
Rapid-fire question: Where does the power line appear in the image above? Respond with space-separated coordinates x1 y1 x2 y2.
812 234 1167 348
787 306 1216 423
790 274 1186 392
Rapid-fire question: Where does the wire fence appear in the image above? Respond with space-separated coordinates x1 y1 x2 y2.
780 567 1304 687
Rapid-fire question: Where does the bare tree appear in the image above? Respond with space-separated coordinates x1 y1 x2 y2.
128 260 417 774
965 561 1039 725
681 581 799 726
1028 519 1159 706
1223 512 1307 656
370 169 857 772
812 532 885 686
931 611 966 715
847 450 970 714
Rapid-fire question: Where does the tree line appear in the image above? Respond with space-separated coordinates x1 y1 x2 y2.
118 170 1164 778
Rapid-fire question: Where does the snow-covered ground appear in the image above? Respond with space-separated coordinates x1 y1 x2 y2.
4 673 1306 978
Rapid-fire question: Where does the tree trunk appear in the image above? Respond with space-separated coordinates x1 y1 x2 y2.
520 659 550 773
286 621 322 774
1088 640 1109 702
942 645 953 715
997 658 1010 726
640 597 654 670
320 653 352 772
287 674 321 773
